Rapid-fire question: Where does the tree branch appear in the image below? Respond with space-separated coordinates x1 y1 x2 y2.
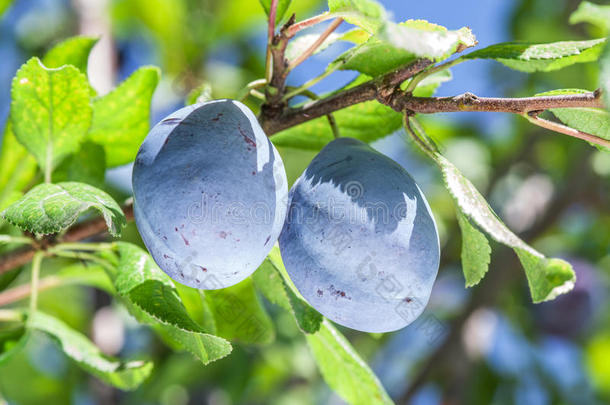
261 58 604 137
392 91 604 114
261 58 435 134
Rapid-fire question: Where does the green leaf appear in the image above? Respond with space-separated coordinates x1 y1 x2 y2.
53 141 106 188
114 243 232 364
27 311 152 390
258 0 291 24
1 182 125 236
306 319 392 405
175 284 217 334
380 20 476 60
10 58 92 176
569 1 610 33
434 153 575 302
514 248 577 302
42 36 99 73
114 242 173 294
205 278 275 344
332 20 474 77
0 122 38 210
536 89 610 150
115 243 203 332
456 211 491 287
88 66 160 167
254 254 322 334
332 36 417 77
130 281 207 333
272 99 401 150
124 297 232 365
464 38 606 72
327 0 387 33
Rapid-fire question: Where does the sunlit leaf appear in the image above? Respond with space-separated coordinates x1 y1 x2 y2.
1 182 125 236
306 319 393 405
88 66 160 167
0 122 38 210
434 153 575 302
456 211 491 287
380 20 475 60
259 0 292 24
464 38 606 72
332 20 474 77
10 58 92 175
569 1 610 33
327 0 387 33
42 36 98 73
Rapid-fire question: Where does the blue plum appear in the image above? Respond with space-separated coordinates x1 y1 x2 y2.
279 138 439 332
132 99 287 289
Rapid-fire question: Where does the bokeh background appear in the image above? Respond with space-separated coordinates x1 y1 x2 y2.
1 0 609 404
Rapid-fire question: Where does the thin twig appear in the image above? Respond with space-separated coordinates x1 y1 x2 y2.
286 18 344 72
0 276 62 307
265 0 279 82
523 112 610 148
285 13 335 38
326 113 340 139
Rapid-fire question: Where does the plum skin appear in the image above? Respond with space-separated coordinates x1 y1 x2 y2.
132 99 287 289
279 138 440 333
